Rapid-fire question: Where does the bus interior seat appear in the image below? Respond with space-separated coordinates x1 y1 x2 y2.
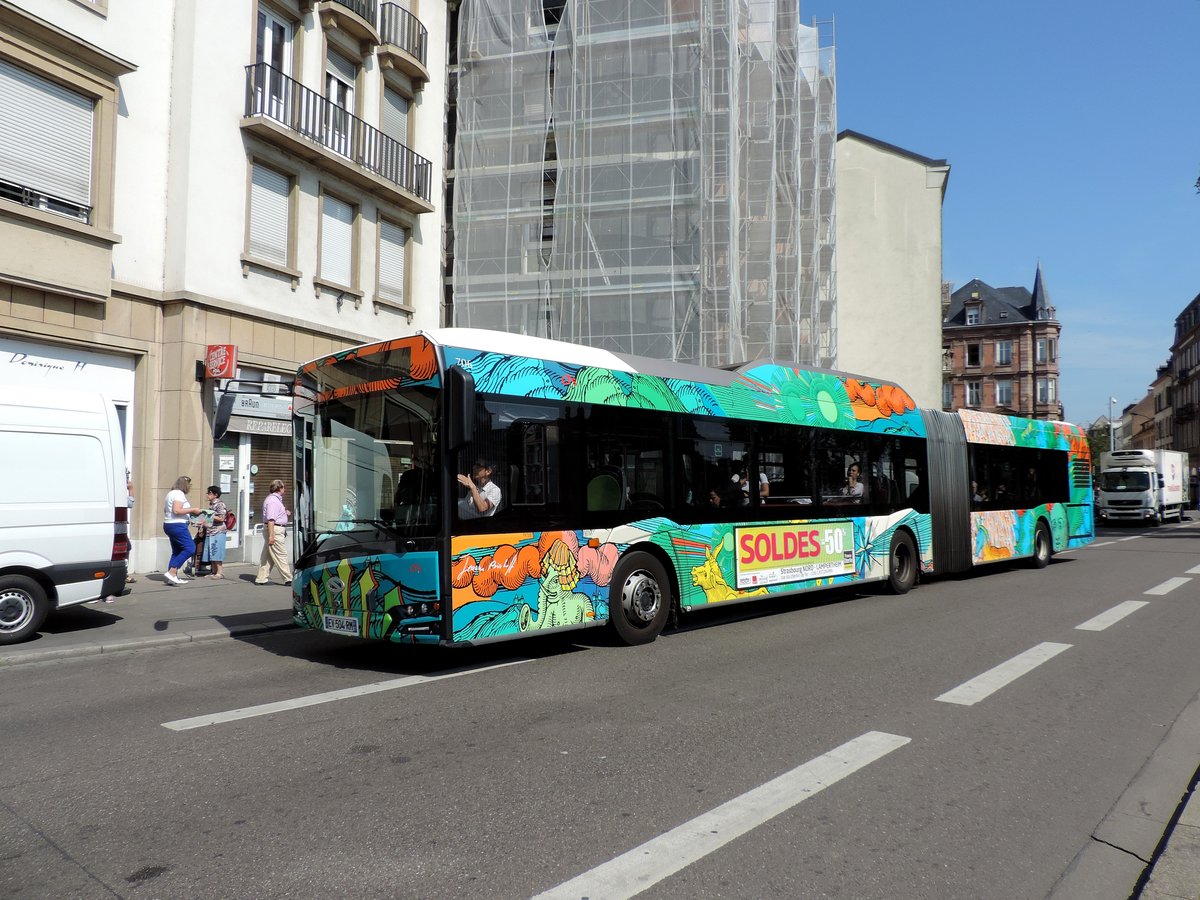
587 471 624 511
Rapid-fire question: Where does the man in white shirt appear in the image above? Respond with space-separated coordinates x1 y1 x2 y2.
457 459 502 518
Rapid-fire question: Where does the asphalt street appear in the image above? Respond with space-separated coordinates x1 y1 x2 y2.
1 529 1199 899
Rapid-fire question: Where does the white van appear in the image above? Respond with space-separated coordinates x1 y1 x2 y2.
0 387 130 644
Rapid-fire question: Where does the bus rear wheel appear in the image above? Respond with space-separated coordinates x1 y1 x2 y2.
1031 521 1052 569
886 531 917 595
0 575 49 646
609 552 671 646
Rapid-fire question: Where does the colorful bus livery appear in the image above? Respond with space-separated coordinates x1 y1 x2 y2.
291 328 1094 647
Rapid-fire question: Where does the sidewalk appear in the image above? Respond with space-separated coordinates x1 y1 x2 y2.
0 563 295 666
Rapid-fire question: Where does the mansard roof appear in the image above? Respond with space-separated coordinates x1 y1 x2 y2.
945 267 1058 327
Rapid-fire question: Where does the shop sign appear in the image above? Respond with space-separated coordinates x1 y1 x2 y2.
205 344 238 379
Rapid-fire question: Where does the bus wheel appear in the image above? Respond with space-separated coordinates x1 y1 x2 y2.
886 531 917 595
609 552 671 646
0 575 49 646
1031 521 1052 569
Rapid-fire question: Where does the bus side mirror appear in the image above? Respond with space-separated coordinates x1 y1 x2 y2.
213 391 237 440
447 365 475 449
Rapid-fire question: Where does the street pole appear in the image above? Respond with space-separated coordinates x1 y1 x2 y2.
1109 397 1116 452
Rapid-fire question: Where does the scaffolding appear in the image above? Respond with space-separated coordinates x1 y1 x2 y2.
451 0 836 368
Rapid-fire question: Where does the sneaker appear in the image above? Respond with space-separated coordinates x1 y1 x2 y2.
164 572 181 585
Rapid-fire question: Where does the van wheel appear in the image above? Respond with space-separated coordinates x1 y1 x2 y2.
609 552 671 646
1031 522 1052 569
0 575 50 646
886 531 917 595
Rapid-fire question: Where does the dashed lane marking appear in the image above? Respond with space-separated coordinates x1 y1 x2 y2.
532 731 910 900
161 659 532 731
935 642 1072 707
1075 601 1149 632
1187 564 1200 575
1144 577 1191 596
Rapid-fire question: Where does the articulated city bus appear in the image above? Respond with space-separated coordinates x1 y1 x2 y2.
289 329 1094 646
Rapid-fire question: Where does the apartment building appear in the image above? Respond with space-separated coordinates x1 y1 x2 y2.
941 266 1063 420
448 0 838 368
1170 292 1200 469
0 0 447 570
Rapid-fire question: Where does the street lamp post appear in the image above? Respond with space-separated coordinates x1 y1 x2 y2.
1109 397 1116 452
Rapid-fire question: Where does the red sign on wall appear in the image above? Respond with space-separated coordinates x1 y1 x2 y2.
205 344 237 379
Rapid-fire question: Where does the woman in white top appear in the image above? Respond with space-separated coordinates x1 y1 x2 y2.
163 475 202 585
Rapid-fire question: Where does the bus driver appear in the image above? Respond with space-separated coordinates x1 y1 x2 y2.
457 459 502 518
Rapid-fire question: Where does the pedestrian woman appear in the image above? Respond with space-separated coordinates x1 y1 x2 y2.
163 475 202 585
204 485 229 580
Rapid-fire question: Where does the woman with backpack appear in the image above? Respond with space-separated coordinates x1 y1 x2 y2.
204 485 231 579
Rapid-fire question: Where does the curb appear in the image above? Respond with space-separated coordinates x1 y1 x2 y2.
0 618 297 667
1049 687 1200 899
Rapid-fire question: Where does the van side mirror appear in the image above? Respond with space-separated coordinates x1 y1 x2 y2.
447 365 475 449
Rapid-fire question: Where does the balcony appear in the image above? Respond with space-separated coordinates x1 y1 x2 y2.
378 2 429 84
242 63 433 214
310 0 380 47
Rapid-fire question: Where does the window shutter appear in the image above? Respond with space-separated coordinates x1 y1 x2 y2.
378 220 408 303
248 164 290 265
321 194 354 287
0 59 93 208
382 86 409 144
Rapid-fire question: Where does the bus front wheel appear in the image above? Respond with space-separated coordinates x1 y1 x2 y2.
886 531 917 595
1031 521 1052 569
609 552 671 646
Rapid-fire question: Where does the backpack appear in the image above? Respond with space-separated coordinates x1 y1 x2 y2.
225 509 237 530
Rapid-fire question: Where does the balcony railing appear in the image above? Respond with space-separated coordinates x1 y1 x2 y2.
379 2 427 67
331 0 377 21
244 63 431 204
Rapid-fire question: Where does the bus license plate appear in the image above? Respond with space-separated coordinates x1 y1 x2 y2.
322 614 359 636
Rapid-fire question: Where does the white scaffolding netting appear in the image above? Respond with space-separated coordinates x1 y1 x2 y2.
452 0 836 367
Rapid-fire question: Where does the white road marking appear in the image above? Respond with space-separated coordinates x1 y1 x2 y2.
1090 541 1116 548
1186 564 1200 575
1144 577 1191 596
161 659 532 731
532 731 910 900
1118 536 1141 542
935 642 1072 706
1075 601 1149 632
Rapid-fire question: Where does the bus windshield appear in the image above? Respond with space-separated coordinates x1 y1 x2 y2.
1100 470 1150 492
308 386 440 553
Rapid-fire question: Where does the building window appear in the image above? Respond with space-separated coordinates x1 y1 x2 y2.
995 340 1012 366
966 381 981 407
0 58 94 222
1036 377 1057 403
942 382 952 409
377 218 409 305
246 162 292 267
319 192 356 288
325 49 358 155
966 307 980 325
255 6 294 116
995 378 1013 407
1036 337 1057 364
966 343 981 367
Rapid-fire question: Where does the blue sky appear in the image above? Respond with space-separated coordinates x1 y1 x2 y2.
802 0 1200 425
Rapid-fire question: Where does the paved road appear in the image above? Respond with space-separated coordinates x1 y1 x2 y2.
2 527 1199 898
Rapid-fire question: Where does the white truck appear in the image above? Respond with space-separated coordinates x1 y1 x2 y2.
1097 449 1190 526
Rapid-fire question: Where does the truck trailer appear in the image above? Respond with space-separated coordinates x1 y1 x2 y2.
1097 449 1190 526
